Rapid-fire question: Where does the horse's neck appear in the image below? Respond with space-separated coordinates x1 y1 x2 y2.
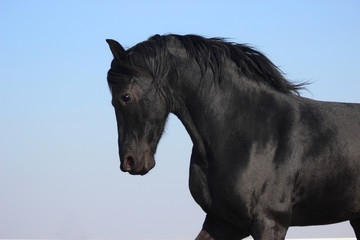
170 63 252 157
170 61 293 158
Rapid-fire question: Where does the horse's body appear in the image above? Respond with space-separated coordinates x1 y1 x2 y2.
106 34 360 239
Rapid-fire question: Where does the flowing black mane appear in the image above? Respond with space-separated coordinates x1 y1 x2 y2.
124 34 305 95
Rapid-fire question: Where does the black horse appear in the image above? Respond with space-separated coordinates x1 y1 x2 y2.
106 34 360 240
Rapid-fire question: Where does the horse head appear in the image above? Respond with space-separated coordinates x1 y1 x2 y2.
106 39 170 175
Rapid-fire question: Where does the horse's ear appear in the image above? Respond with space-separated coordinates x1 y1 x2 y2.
106 39 126 62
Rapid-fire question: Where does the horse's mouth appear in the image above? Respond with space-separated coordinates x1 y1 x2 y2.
128 168 151 176
129 163 155 175
120 154 155 176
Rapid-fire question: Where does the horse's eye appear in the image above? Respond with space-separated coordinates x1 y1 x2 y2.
121 94 131 103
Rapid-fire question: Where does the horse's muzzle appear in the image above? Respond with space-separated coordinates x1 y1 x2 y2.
120 151 155 175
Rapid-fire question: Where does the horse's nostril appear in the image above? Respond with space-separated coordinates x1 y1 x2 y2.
124 155 135 171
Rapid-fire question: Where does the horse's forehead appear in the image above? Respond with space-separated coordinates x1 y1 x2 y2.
110 59 131 72
107 69 134 90
108 59 139 81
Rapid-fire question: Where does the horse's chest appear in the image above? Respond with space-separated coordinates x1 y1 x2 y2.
189 161 250 219
189 161 212 212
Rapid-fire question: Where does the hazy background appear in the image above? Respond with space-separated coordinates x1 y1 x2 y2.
1 0 359 239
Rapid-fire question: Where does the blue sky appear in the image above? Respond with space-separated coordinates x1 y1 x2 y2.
1 0 360 239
